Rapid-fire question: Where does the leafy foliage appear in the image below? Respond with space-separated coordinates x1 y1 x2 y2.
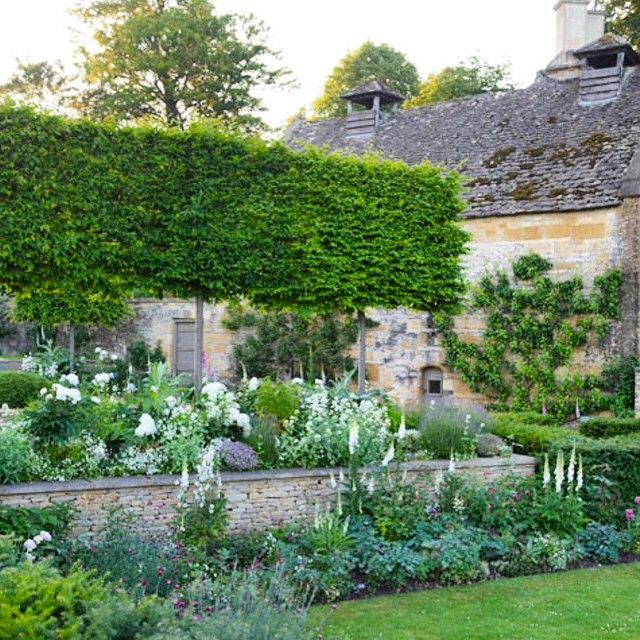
311 41 420 119
405 57 513 108
600 354 639 417
579 417 640 439
0 106 468 341
224 306 357 380
440 254 622 417
603 0 640 50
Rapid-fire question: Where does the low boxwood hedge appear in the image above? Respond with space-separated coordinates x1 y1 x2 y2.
0 371 49 408
489 413 573 454
579 417 640 439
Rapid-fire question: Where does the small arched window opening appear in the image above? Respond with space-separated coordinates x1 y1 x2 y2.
422 367 443 397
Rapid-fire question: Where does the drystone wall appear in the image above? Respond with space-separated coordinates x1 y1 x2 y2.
0 456 535 538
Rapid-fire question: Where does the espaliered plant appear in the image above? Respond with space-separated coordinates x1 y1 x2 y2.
439 254 622 417
0 106 469 391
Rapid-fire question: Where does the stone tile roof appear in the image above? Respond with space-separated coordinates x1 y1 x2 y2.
287 70 640 218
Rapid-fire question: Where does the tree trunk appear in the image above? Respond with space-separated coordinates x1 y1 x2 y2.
194 295 204 396
358 310 366 394
68 325 76 372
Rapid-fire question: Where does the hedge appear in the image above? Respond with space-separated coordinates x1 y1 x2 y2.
579 417 640 439
0 372 49 408
489 413 572 454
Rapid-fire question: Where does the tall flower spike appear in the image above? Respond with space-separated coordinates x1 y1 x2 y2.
567 446 576 484
398 412 407 440
448 452 456 474
555 450 564 494
348 421 360 455
576 454 584 492
543 453 551 488
329 472 337 489
382 442 395 467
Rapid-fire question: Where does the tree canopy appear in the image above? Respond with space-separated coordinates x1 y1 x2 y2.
311 41 420 119
405 57 513 109
602 0 640 49
0 106 469 385
0 0 291 132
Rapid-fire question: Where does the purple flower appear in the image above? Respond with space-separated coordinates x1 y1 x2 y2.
634 496 640 506
625 508 635 522
219 439 259 471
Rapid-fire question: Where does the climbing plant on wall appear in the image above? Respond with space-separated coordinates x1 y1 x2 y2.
439 254 623 418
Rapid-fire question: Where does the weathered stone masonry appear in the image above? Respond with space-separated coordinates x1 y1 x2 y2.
0 456 535 537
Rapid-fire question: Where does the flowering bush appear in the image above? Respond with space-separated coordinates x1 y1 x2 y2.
278 383 391 468
218 440 259 471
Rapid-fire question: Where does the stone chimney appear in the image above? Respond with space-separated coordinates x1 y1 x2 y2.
547 1 606 78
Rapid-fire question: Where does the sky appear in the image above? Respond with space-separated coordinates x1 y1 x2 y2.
0 0 558 129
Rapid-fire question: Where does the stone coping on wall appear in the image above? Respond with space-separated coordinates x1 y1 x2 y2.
0 455 536 496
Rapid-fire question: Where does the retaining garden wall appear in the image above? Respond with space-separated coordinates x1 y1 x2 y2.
0 455 536 537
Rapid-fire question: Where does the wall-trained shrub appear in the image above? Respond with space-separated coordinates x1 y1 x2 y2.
0 371 49 408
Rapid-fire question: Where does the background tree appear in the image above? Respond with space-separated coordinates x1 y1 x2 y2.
311 41 420 119
72 0 291 131
405 57 513 108
0 61 71 113
602 0 640 49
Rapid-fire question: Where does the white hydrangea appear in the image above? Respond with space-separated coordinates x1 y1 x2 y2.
59 373 79 387
135 413 157 437
201 381 227 401
92 372 114 389
52 383 81 404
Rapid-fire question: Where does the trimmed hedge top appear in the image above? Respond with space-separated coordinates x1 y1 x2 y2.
0 372 49 408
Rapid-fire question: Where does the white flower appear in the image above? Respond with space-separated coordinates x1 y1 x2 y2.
165 395 178 409
348 422 359 455
248 377 260 391
60 373 79 387
314 378 325 386
135 413 157 437
33 534 43 545
150 385 159 393
127 383 137 393
110 354 119 361
39 531 52 542
91 396 101 405
576 454 584 491
448 454 456 474
567 446 576 484
543 453 551 488
39 387 48 396
93 372 114 388
291 377 304 385
381 442 395 467
237 412 251 436
53 384 81 404
398 413 407 440
555 450 564 494
23 539 37 552
201 381 226 400
329 472 337 489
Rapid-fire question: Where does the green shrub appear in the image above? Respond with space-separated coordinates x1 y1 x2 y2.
418 406 484 459
0 504 73 540
245 417 280 468
551 435 640 525
600 355 638 418
578 523 627 564
490 414 573 454
579 417 640 439
0 425 35 484
0 371 49 408
254 379 301 423
127 339 166 372
0 561 168 640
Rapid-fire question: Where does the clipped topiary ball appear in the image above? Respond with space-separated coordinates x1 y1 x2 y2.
0 371 50 408
476 433 507 458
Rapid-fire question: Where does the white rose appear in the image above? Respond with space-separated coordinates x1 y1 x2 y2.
135 413 157 437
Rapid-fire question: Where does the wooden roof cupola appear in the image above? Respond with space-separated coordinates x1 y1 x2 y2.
340 80 404 137
575 34 640 105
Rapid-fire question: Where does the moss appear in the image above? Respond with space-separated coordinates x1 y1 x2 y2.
549 188 567 198
524 147 545 158
511 182 540 201
519 162 535 171
548 115 559 124
467 176 492 187
484 146 516 168
506 171 519 180
550 144 577 168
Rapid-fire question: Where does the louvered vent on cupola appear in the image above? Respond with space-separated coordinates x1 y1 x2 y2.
340 81 404 137
575 34 640 106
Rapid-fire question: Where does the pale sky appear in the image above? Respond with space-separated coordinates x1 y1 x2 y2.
0 0 558 129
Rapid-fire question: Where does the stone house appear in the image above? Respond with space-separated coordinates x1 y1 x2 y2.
100 1 640 408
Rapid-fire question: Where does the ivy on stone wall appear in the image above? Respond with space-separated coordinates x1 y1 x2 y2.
439 254 623 418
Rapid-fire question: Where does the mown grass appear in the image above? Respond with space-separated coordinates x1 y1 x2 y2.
310 564 640 639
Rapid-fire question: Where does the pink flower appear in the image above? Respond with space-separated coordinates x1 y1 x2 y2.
634 496 640 506
625 508 635 522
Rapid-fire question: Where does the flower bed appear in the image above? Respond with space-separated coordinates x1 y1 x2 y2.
0 456 535 536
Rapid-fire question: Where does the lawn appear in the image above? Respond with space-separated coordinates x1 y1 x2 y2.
311 564 640 640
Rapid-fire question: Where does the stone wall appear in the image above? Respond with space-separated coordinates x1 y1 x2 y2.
0 456 535 537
